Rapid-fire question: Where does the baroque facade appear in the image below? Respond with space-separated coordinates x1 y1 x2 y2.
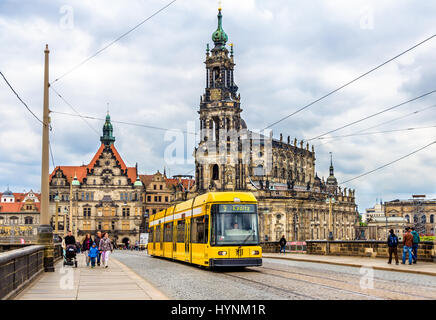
193 9 358 241
49 113 144 246
139 171 195 232
0 189 40 239
385 195 436 235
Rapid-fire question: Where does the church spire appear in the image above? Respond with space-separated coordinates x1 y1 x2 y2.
212 8 228 49
100 111 116 146
327 152 337 186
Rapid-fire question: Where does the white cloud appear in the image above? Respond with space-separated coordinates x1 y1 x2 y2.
1 0 435 211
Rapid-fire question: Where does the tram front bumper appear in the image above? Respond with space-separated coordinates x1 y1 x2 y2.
209 258 262 267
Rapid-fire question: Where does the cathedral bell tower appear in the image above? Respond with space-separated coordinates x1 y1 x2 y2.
196 8 247 193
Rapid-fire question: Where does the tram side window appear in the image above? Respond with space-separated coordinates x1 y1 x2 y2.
164 222 173 242
191 216 209 244
177 220 185 243
149 227 154 243
156 225 161 243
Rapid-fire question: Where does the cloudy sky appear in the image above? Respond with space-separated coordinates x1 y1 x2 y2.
1 0 435 212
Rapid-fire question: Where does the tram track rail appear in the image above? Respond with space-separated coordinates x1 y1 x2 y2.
257 264 435 300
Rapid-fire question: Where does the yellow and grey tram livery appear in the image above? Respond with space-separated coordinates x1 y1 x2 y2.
147 192 262 267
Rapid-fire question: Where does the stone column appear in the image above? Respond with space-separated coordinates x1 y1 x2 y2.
37 44 54 272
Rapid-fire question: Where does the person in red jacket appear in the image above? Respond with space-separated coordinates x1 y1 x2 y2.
402 227 414 265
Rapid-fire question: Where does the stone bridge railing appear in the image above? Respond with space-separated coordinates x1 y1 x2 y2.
0 243 63 300
306 240 436 262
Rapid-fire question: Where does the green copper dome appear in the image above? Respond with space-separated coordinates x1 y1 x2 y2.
134 176 143 187
100 112 116 146
72 174 80 186
212 9 228 49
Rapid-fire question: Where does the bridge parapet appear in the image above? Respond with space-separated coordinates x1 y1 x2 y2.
306 240 435 262
0 243 63 300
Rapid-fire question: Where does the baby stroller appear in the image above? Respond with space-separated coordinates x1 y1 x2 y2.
63 244 78 267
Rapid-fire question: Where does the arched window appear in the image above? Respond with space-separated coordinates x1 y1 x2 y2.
24 216 33 224
430 214 434 224
414 215 418 223
405 215 410 223
421 215 427 224
212 164 219 180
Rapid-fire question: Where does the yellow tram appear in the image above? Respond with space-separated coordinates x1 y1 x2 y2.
147 192 262 267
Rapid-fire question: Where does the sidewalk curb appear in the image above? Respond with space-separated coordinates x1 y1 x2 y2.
263 254 436 277
111 257 169 300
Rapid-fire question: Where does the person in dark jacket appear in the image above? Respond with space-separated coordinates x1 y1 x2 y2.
82 234 93 267
94 231 102 266
411 227 420 264
387 229 399 265
64 231 76 246
279 235 286 254
402 227 414 265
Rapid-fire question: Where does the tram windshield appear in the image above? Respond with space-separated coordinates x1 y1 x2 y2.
211 204 259 246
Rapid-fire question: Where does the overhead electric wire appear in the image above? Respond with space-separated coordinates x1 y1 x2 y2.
339 138 436 185
51 110 198 135
50 86 100 135
306 88 436 142
316 124 436 140
52 0 177 84
353 103 436 134
263 33 436 130
314 103 436 147
0 71 44 125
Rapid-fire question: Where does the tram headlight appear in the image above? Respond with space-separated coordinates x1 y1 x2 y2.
251 250 260 255
218 251 227 256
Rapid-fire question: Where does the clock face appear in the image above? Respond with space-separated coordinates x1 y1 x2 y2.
210 89 221 101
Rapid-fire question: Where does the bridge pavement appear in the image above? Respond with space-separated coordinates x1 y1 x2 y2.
14 252 168 300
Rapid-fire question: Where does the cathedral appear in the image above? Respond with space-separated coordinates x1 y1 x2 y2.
193 8 358 241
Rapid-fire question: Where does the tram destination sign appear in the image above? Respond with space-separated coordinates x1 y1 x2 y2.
219 204 256 213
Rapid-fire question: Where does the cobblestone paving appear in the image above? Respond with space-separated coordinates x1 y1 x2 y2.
112 251 436 300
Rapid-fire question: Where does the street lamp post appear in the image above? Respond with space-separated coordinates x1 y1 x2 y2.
326 194 336 241
54 194 60 235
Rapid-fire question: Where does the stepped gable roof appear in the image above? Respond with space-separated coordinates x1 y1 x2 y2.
139 174 195 191
166 178 195 190
49 143 137 184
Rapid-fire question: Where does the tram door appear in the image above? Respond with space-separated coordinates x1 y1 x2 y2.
185 219 191 262
160 224 164 256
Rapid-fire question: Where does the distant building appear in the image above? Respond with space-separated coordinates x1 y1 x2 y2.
0 188 40 239
385 195 436 235
366 216 409 241
363 202 384 222
139 171 195 232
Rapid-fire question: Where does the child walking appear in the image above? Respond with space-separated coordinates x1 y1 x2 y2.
88 242 99 268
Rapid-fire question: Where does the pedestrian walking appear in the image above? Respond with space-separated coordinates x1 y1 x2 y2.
402 227 414 265
64 231 76 246
411 227 420 264
82 234 93 267
94 231 102 266
387 229 399 265
99 232 113 268
279 235 286 254
88 242 99 268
